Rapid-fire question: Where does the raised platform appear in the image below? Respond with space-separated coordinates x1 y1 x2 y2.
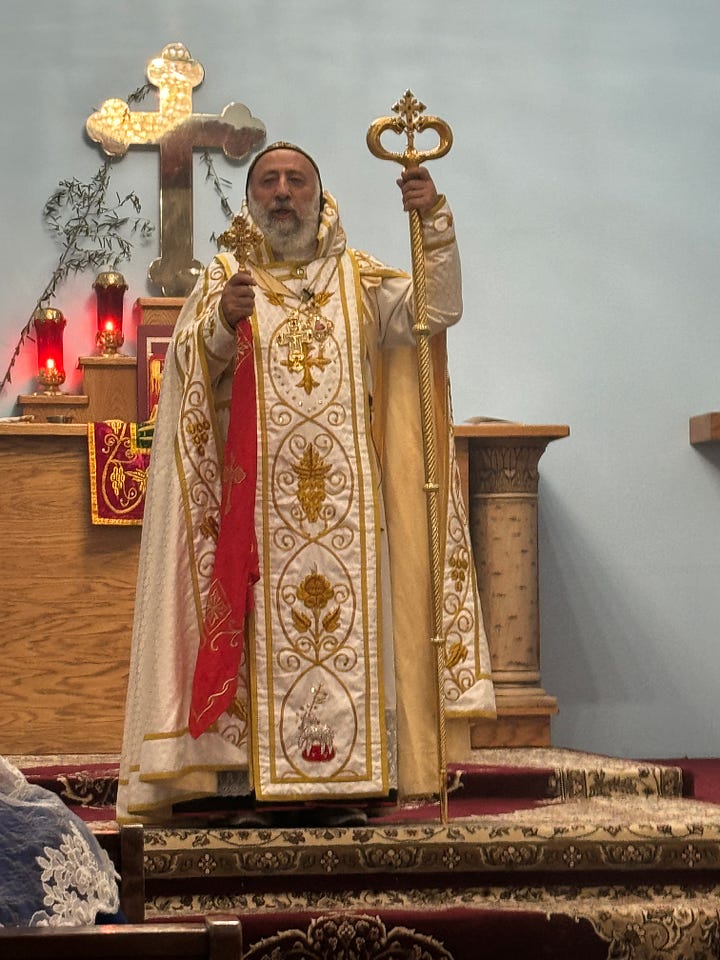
11 747 690 816
137 799 720 959
10 748 720 958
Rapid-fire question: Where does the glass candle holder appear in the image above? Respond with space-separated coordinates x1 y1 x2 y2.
93 271 127 355
33 307 66 394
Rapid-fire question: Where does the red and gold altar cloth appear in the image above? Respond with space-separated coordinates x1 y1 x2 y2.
87 419 153 525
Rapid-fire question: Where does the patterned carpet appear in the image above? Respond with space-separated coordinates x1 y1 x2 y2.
13 749 720 959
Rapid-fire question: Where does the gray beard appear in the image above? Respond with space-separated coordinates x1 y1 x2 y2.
248 197 319 262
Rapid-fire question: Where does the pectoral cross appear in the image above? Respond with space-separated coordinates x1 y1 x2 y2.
86 42 266 295
277 308 315 373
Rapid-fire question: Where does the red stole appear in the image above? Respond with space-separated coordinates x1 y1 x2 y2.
189 318 259 737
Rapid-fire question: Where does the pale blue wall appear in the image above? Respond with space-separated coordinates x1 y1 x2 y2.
1 0 718 757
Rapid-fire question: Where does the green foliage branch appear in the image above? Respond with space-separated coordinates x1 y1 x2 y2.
0 84 155 396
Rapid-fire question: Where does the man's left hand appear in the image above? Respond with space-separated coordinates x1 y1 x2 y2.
396 166 439 214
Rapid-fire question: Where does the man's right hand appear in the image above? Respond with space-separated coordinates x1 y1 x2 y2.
220 271 256 328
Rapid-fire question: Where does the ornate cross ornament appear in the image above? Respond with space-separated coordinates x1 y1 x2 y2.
276 292 334 393
277 307 316 373
217 213 264 270
86 42 266 295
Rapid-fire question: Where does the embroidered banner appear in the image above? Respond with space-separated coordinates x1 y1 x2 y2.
87 420 153 525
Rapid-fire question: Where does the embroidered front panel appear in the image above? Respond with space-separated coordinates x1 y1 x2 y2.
249 253 387 799
441 405 494 716
174 264 226 615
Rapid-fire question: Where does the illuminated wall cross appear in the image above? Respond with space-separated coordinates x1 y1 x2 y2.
86 42 266 296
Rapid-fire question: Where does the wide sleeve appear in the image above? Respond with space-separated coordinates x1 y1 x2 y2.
370 197 463 348
171 255 238 391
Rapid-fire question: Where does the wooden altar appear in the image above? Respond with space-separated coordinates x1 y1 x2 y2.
0 301 568 756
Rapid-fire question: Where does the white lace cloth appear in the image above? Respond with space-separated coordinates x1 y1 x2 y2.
0 756 120 926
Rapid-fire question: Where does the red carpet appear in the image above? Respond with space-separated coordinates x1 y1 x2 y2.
20 752 720 821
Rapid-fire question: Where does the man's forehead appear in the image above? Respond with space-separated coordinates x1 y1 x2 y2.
250 149 318 181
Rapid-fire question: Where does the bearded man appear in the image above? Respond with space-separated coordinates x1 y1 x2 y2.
117 143 495 825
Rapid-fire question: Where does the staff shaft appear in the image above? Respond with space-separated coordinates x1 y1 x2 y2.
367 92 454 823
408 207 449 825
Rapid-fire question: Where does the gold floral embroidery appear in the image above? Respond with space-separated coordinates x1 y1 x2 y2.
263 290 286 307
199 513 219 542
292 443 331 522
186 414 210 456
297 570 334 612
445 639 468 669
110 462 147 500
448 550 468 592
291 570 342 663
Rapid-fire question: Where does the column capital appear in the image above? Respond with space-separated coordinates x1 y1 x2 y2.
455 422 569 496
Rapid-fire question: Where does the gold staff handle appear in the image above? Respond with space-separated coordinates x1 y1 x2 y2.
367 91 453 825
366 115 453 170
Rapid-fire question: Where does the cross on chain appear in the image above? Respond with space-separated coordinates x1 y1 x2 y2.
86 42 266 296
277 305 316 373
278 298 333 395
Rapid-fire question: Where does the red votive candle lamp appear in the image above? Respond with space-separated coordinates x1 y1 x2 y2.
93 270 127 355
33 306 66 394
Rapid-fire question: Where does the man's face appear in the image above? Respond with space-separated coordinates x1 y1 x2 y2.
247 149 321 255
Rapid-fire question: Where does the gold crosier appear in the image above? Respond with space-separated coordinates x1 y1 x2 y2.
367 91 453 824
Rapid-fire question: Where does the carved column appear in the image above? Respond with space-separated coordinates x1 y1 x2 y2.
454 422 569 748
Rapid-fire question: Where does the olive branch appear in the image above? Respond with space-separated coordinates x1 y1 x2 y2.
0 84 155 396
0 86 243 398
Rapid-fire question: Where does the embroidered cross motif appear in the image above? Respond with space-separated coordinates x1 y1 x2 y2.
284 343 332 395
221 458 247 516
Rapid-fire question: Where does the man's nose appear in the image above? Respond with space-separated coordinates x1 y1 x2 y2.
275 176 292 198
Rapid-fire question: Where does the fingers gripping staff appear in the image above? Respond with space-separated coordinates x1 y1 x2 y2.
367 92 454 825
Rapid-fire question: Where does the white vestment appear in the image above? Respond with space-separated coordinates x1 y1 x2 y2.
117 192 495 822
